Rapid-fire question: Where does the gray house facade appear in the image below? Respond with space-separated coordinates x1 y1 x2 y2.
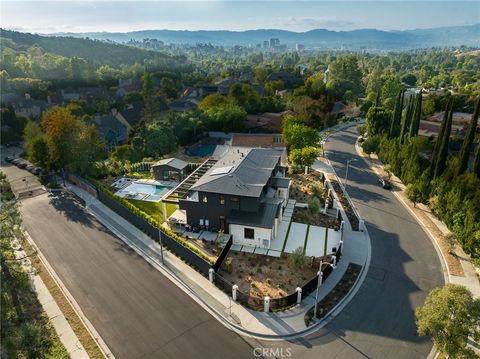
174 147 290 248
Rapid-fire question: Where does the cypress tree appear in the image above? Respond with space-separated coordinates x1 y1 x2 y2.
400 95 414 143
409 93 423 138
473 141 480 177
434 100 454 179
457 97 480 176
375 91 381 107
429 97 452 179
389 90 404 138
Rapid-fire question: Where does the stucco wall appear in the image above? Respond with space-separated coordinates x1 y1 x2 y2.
230 224 273 248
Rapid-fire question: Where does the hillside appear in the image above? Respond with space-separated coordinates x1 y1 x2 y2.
50 24 480 49
0 29 174 67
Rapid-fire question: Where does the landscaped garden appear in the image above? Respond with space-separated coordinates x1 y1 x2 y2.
289 171 328 205
330 178 360 231
219 250 325 299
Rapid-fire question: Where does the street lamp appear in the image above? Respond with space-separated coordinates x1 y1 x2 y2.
344 159 357 190
313 259 336 321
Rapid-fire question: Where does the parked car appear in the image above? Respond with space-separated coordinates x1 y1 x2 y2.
378 178 392 189
26 165 36 172
16 161 27 169
32 167 42 176
5 156 15 163
12 158 22 165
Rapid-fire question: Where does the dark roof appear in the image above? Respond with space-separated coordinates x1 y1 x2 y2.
168 99 198 111
92 115 128 143
152 157 188 170
190 147 283 197
118 101 143 127
231 133 284 148
1 93 23 105
229 202 281 229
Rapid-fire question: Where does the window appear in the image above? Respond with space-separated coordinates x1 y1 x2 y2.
220 196 225 205
244 228 254 239
203 195 208 203
231 197 239 202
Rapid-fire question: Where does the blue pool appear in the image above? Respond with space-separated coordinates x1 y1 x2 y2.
186 144 217 157
116 181 173 202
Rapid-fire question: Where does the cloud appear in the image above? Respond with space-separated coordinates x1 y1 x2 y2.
274 17 358 31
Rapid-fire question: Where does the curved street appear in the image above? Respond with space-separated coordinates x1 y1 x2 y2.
2 125 445 359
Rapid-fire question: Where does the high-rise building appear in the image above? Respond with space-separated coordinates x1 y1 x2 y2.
270 38 280 47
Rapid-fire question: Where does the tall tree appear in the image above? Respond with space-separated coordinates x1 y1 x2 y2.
429 97 452 179
389 90 404 138
457 97 480 176
366 106 392 137
473 141 480 177
141 72 156 123
434 101 454 179
408 93 423 138
400 95 414 143
374 90 381 107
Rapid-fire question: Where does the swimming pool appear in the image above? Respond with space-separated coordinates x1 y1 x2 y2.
186 144 217 157
115 181 173 202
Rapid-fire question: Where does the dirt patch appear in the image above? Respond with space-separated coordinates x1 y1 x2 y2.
219 251 320 299
289 172 327 205
184 236 223 262
292 207 340 229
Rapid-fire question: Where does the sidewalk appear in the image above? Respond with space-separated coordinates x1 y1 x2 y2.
13 236 89 359
66 181 369 338
355 141 480 298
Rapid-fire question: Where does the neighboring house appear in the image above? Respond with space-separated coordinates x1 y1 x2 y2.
61 88 81 103
78 87 107 104
2 93 50 119
429 112 476 126
215 78 236 95
90 114 128 151
245 111 293 132
152 158 188 182
169 147 290 248
230 133 285 148
168 99 198 112
331 102 347 118
267 72 303 89
116 78 143 97
251 83 267 97
419 120 464 138
113 101 144 134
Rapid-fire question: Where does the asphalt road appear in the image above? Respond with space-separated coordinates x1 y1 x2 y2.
1 126 444 359
1 159 257 359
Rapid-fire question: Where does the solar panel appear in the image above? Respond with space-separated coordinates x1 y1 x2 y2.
210 166 234 176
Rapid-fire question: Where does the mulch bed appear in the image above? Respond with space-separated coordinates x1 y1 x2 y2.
292 207 340 229
305 263 362 324
330 179 360 231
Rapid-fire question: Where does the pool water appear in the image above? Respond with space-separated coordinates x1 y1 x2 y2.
117 181 172 202
186 144 216 157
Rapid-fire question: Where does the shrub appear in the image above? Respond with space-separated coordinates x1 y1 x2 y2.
308 197 321 213
224 257 233 273
289 247 308 270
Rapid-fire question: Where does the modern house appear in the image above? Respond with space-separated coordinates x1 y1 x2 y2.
152 158 188 182
90 114 128 151
163 147 290 248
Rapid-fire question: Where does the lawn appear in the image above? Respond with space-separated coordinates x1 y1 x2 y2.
126 198 177 220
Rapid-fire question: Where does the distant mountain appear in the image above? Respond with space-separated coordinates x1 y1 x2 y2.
50 24 480 49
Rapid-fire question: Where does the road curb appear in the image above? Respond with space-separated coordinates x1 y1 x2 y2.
23 229 115 358
353 138 450 285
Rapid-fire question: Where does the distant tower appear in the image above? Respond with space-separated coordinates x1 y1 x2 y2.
270 38 280 47
263 40 269 49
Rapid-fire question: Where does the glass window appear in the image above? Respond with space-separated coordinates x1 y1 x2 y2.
220 196 225 205
244 228 254 239
203 195 208 203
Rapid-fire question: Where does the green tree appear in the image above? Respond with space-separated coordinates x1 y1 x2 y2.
429 97 453 179
23 121 43 159
474 141 480 178
408 93 423 138
326 55 363 99
265 80 284 96
434 101 454 179
457 97 480 176
30 136 50 170
282 116 319 150
1 105 27 144
289 146 319 169
366 106 392 137
198 93 231 111
142 72 156 123
400 95 414 143
308 197 321 213
389 90 404 138
380 75 402 108
416 284 480 359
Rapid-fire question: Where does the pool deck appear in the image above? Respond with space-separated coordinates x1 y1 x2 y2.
113 177 177 202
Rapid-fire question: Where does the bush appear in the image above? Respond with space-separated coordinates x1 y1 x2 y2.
361 135 380 155
308 197 321 213
224 257 233 273
289 247 308 270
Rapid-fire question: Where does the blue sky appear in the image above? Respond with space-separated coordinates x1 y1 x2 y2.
1 1 479 33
